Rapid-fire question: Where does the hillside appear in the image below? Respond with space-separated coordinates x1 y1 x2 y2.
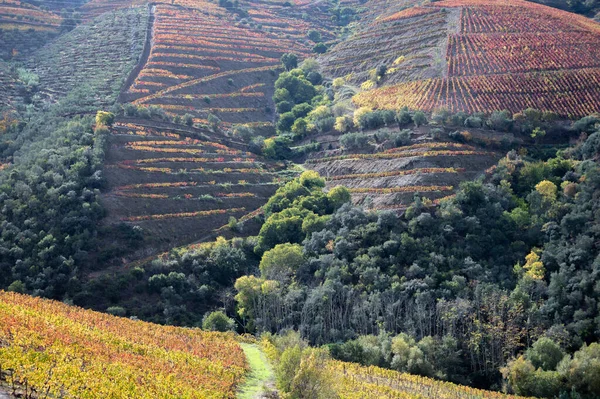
0 291 247 398
122 2 311 132
330 360 530 399
0 0 61 60
100 118 289 262
304 126 504 210
27 6 148 108
329 0 600 117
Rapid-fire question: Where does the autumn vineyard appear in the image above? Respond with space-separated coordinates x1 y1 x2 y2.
1 0 600 396
351 0 600 117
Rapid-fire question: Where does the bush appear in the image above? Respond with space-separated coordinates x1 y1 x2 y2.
106 306 127 317
281 53 298 70
183 114 194 126
413 111 427 127
312 43 327 54
340 132 371 150
277 112 296 132
202 310 235 331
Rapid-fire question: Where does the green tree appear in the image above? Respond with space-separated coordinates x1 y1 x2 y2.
202 310 235 331
526 337 565 371
413 111 427 127
327 186 351 210
260 243 304 282
281 53 298 70
312 43 327 54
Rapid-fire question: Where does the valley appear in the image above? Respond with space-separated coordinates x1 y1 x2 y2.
0 0 600 398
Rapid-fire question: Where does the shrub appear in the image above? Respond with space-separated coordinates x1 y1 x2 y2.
202 310 235 332
340 132 371 150
183 114 194 126
106 306 127 317
312 43 327 54
413 111 427 127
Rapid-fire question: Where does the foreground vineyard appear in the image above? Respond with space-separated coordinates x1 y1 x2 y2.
0 291 247 398
349 0 600 117
331 361 531 399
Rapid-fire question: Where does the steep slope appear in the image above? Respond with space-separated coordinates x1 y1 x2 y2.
101 118 287 260
27 7 148 107
0 0 61 60
330 360 530 399
305 126 503 210
327 0 600 117
0 291 247 398
124 3 310 131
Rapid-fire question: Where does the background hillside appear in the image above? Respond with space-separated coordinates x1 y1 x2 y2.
342 0 600 117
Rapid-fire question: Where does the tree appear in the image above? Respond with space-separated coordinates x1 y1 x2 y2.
289 348 338 399
327 186 351 210
7 280 25 293
208 113 221 130
292 103 313 118
233 124 255 142
413 111 427 127
202 310 235 331
291 118 308 136
526 337 565 371
565 343 600 397
260 243 304 282
281 53 298 70
307 29 322 42
312 43 327 54
299 170 325 189
95 111 114 127
277 112 296 132
183 113 194 126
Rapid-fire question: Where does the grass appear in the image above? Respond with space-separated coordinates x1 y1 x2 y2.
237 343 275 399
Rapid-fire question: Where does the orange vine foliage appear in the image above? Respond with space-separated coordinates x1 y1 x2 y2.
330 360 532 399
0 291 247 398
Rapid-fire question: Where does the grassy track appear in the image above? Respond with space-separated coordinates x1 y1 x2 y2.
237 343 275 399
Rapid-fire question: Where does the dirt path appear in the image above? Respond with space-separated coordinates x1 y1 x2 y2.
237 343 276 399
118 3 155 102
0 389 11 399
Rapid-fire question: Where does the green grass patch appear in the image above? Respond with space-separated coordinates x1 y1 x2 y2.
238 343 275 399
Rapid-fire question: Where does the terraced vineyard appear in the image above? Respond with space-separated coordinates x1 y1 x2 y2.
0 0 61 59
330 360 531 399
305 129 501 210
124 3 311 131
347 0 600 117
27 7 148 106
0 0 61 31
0 62 17 110
102 119 286 257
321 3 454 85
0 291 247 398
